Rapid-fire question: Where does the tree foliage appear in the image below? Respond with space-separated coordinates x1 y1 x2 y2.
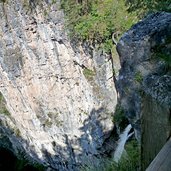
61 0 138 52
61 0 171 52
126 0 171 15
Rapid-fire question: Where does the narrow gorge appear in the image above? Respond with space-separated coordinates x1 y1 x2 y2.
0 0 170 171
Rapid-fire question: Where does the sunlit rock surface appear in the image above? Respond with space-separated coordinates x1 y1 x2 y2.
0 0 117 170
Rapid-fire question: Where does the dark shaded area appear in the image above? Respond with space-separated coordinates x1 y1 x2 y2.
0 124 46 171
80 107 116 154
42 107 118 171
0 107 118 171
0 148 41 171
0 107 110 171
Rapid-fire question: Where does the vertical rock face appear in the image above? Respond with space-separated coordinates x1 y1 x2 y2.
117 12 171 170
0 0 117 170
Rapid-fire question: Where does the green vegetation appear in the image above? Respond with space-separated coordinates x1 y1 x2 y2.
0 92 10 116
44 118 53 128
22 0 57 12
14 159 45 171
81 139 140 171
152 37 171 70
61 0 171 53
113 104 128 130
14 158 45 171
14 128 21 137
55 119 63 127
38 112 63 128
83 68 95 81
120 139 140 170
134 71 143 83
33 163 46 171
47 112 63 127
127 0 171 15
47 112 56 118
22 0 44 10
79 108 88 115
61 0 138 52
158 53 171 68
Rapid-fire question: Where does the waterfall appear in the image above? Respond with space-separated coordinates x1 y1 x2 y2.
113 124 134 163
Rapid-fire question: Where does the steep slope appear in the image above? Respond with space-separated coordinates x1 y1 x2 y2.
0 0 117 170
117 12 171 170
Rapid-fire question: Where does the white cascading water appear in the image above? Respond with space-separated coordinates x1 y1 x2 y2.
113 124 134 163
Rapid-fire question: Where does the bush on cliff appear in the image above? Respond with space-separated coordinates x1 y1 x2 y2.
61 0 138 52
61 0 170 53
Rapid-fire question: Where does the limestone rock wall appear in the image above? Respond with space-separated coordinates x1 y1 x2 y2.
0 0 117 170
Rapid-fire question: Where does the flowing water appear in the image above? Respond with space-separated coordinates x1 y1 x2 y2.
113 124 133 163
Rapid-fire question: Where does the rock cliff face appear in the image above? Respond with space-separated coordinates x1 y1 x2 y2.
1 0 171 170
117 12 171 170
0 0 117 170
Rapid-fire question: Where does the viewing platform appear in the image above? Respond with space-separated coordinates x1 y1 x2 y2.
146 137 171 171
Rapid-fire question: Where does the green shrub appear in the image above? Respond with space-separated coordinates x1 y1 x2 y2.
14 129 21 137
33 163 46 171
118 139 140 171
61 0 138 53
113 104 128 130
44 119 53 128
152 38 171 70
126 0 171 15
83 68 95 81
0 92 10 116
15 158 45 171
81 139 140 171
134 71 143 83
156 52 171 69
61 0 171 53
